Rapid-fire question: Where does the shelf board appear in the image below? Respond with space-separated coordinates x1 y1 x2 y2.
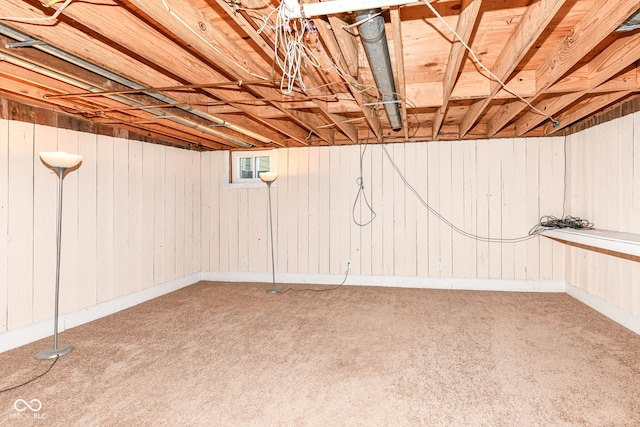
540 228 640 258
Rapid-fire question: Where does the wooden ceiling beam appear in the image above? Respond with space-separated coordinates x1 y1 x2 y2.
214 0 359 143
432 0 481 140
127 0 337 145
390 6 409 140
315 14 384 140
486 0 640 137
543 91 635 135
513 30 640 136
0 0 308 147
458 0 566 137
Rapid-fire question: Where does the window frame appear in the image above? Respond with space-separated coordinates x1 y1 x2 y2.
224 149 278 189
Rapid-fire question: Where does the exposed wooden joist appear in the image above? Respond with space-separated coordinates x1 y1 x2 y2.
315 17 384 140
0 0 300 146
544 91 635 135
486 0 640 137
432 0 481 140
513 30 640 136
458 0 566 137
214 0 359 143
390 7 408 140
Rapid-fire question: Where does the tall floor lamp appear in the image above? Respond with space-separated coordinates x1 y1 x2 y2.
36 151 83 360
259 171 281 294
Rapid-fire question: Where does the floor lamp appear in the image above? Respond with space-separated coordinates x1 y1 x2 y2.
259 171 281 294
36 151 83 360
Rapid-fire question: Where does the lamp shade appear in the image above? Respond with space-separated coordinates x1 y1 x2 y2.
40 151 83 169
259 171 278 183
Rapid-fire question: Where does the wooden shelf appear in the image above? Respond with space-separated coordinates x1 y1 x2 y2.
540 228 640 257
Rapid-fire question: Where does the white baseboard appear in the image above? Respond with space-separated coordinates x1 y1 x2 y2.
201 271 567 292
566 283 640 336
4 272 637 354
0 273 201 354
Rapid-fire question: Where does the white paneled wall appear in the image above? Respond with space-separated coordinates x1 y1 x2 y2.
566 113 640 317
201 137 566 282
0 120 201 334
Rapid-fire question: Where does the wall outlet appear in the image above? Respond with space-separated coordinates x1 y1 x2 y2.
347 260 352 271
436 262 443 272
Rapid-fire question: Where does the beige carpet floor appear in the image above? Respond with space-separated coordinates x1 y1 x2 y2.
1 281 639 426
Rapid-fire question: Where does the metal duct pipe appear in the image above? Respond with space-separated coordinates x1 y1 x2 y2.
354 9 402 131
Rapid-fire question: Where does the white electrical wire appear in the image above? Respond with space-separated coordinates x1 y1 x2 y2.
422 0 558 126
0 0 73 23
160 0 269 82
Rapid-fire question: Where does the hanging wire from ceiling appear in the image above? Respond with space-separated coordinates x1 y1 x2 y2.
0 0 73 23
422 0 560 128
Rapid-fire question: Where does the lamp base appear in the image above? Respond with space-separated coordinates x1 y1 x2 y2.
36 344 73 360
266 285 282 294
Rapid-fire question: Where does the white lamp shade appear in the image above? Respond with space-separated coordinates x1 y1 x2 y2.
40 151 83 169
259 171 278 183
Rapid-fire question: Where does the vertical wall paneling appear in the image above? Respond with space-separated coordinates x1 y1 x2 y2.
77 130 98 309
525 137 541 279
7 120 34 329
298 147 310 273
538 138 555 280
550 137 566 282
274 149 287 274
488 139 502 279
237 183 249 273
153 143 166 283
475 139 490 278
500 139 516 279
404 143 418 276
0 120 8 332
392 144 406 276
450 140 465 277
32 125 57 323
426 143 441 277
439 142 453 277
112 137 130 296
307 147 320 274
317 147 330 274
565 114 640 317
141 143 156 288
382 144 396 276
199 151 211 272
369 144 384 276
96 134 115 303
127 140 143 292
190 151 201 275
415 141 429 277
286 147 300 273
512 139 527 280
174 149 186 278
208 152 222 272
328 146 341 274
461 139 477 278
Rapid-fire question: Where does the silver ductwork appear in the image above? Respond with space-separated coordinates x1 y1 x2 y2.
354 9 402 131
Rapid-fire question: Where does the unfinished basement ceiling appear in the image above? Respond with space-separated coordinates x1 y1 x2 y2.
1 0 640 150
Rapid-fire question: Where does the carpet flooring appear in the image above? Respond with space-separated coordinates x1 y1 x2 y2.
1 281 639 426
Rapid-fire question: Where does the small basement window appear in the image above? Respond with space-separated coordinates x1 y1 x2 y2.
224 150 278 189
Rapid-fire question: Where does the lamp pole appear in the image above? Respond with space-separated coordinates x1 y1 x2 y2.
36 152 82 360
259 172 281 294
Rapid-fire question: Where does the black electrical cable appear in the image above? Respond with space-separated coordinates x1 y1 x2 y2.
528 215 594 235
0 356 59 394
